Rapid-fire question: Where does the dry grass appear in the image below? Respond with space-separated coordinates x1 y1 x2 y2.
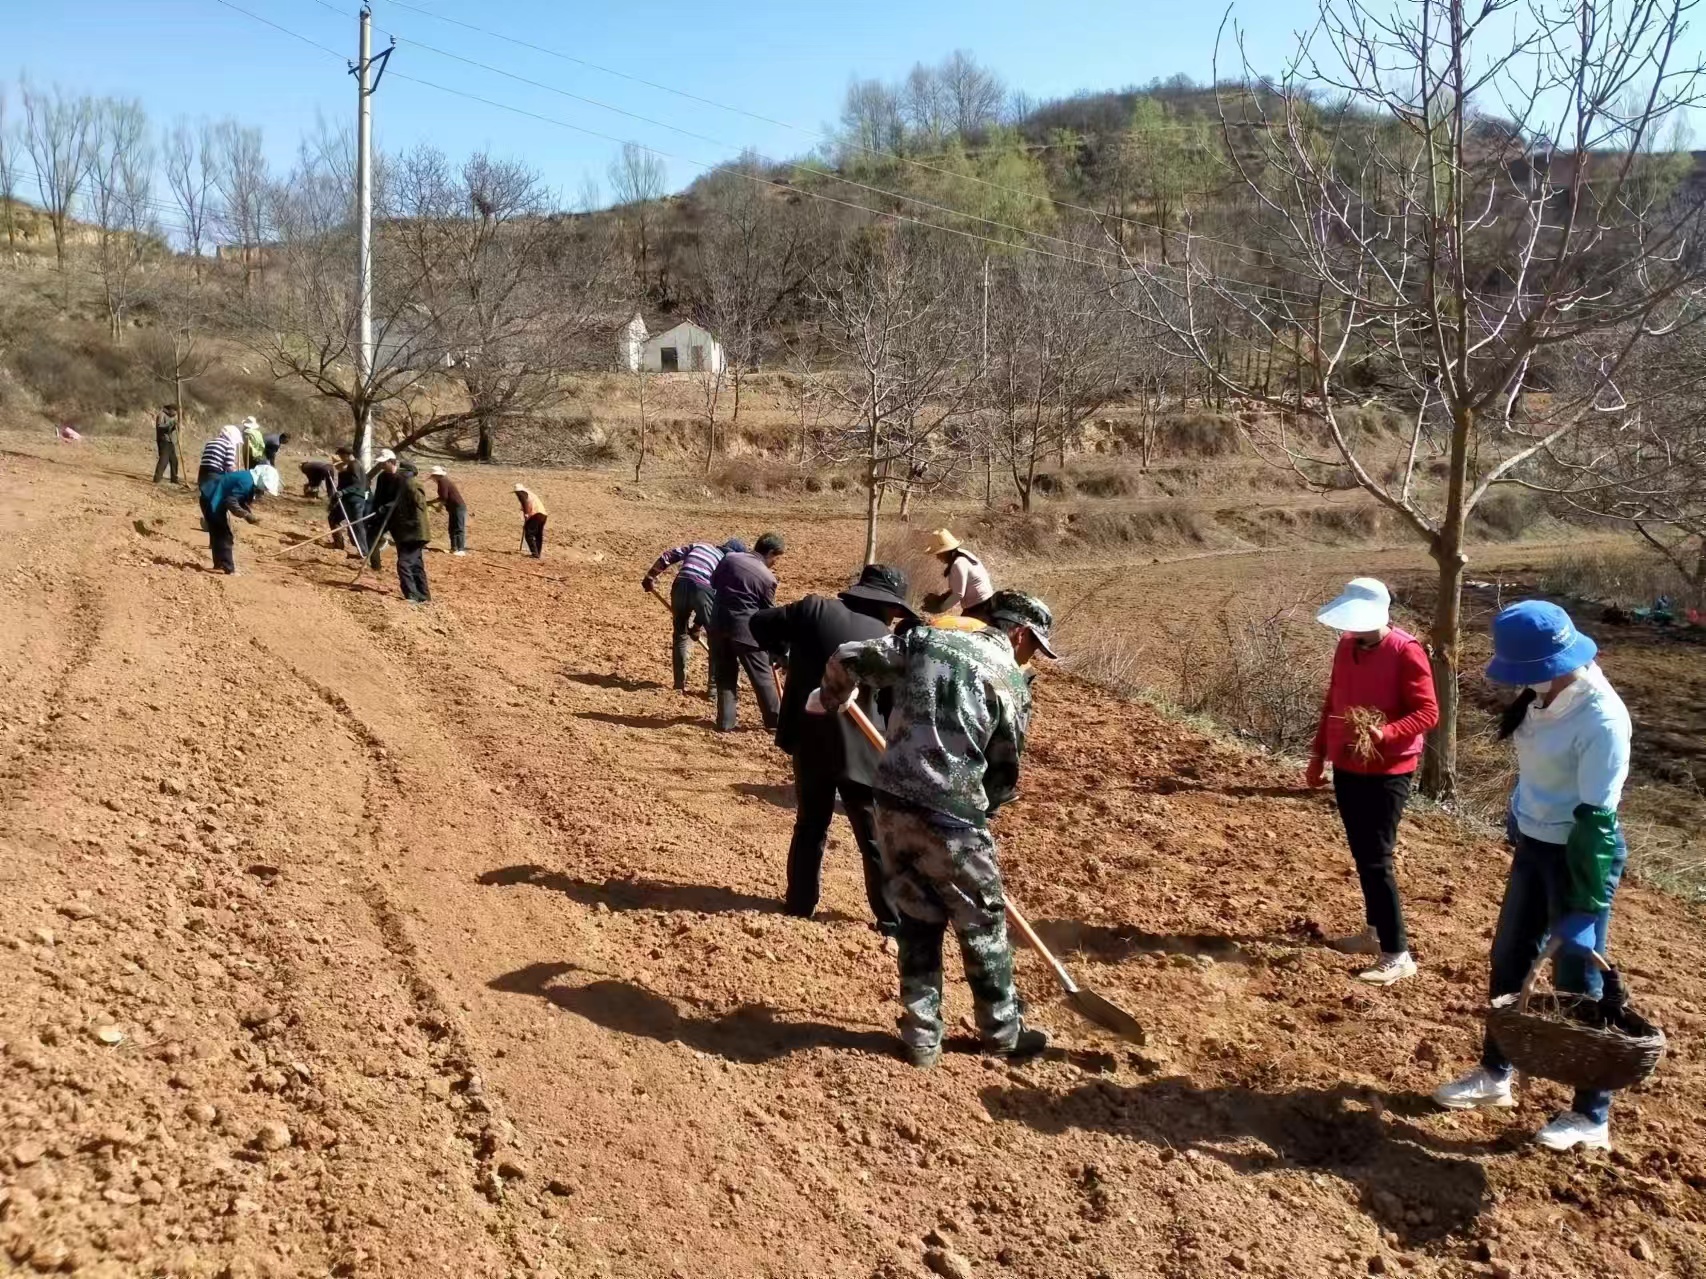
1540 546 1704 612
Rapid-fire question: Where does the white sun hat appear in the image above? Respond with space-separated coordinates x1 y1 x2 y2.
430 465 447 477
251 464 283 498
1317 577 1391 632
375 448 397 464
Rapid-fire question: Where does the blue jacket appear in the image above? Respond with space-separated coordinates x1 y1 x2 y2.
201 469 257 516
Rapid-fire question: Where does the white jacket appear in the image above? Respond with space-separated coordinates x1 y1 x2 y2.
1510 663 1631 843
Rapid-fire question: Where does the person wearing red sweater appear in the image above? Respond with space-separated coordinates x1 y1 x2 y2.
1307 577 1440 986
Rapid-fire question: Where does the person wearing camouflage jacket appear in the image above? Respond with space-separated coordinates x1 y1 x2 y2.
818 591 1059 1067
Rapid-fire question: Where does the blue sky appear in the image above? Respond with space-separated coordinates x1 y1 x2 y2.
8 0 1310 208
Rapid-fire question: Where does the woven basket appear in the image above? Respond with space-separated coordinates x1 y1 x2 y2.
1487 948 1666 1093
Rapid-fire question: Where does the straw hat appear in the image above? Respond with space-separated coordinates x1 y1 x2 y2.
925 528 961 556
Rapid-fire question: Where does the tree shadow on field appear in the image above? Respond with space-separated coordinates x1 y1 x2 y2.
477 864 780 916
562 670 666 693
575 710 709 731
731 781 795 809
982 1077 1496 1245
1032 919 1301 966
488 962 896 1064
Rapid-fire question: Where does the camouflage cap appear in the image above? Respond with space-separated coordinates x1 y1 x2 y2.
985 590 1058 658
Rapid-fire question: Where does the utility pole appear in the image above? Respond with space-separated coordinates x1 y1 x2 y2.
350 6 393 471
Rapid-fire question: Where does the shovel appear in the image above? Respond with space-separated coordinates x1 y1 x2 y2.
645 584 710 651
841 699 1146 1047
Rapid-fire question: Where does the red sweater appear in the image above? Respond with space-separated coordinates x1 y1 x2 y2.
1310 627 1440 775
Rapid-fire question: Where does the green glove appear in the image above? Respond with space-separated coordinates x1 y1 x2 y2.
1563 804 1620 914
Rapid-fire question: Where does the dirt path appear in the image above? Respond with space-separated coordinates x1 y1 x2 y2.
2 437 1703 1279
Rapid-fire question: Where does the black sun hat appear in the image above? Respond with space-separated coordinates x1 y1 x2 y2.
840 563 917 620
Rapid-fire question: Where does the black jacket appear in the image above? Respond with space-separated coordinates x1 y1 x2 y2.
711 551 778 648
750 594 888 782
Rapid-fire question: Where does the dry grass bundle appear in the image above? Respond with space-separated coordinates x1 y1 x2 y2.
1341 705 1386 762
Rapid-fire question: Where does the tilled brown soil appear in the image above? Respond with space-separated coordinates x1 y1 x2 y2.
1 436 1703 1279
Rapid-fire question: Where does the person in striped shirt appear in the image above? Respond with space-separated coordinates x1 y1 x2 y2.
643 537 744 694
197 423 244 485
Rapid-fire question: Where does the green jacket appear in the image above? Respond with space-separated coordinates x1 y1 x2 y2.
388 475 431 546
824 623 1030 827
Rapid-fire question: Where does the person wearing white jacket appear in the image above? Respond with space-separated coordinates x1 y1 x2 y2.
1433 601 1633 1152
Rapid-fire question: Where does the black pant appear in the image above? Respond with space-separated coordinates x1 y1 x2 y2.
330 491 368 556
396 541 430 602
1332 769 1412 954
200 494 236 574
710 634 780 732
197 464 219 487
786 758 897 934
670 577 713 691
154 438 179 483
523 513 547 557
447 504 467 552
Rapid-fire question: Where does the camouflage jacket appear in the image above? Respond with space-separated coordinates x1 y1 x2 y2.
823 624 1031 827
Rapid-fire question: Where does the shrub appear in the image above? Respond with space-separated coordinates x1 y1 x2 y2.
1541 547 1704 611
1163 596 1332 754
1470 490 1540 540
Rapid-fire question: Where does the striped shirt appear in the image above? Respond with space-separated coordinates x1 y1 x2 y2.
199 426 242 475
648 541 724 588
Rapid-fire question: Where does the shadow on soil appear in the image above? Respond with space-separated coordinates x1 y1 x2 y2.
1033 919 1301 965
982 1077 1494 1245
562 670 667 693
575 710 710 731
731 781 795 809
477 863 779 915
489 962 896 1063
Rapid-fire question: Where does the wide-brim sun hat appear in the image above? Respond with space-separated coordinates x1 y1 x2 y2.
514 484 528 493
1317 577 1391 632
430 465 447 477
1486 600 1598 685
840 564 918 620
376 448 397 464
925 528 961 556
251 464 282 498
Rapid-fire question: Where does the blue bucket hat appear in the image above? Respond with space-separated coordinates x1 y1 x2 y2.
1485 600 1598 685
721 537 748 554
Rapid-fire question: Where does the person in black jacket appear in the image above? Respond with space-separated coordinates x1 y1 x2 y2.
750 564 917 935
330 447 369 557
381 454 431 603
709 531 786 732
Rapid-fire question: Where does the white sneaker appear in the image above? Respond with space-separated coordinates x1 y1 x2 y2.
453 550 467 557
1358 952 1417 985
1432 1066 1515 1111
1534 1112 1610 1152
1328 927 1380 956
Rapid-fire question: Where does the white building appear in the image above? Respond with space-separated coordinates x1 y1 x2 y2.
617 314 726 375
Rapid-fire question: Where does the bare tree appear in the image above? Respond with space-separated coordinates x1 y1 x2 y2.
0 86 20 264
687 155 830 424
213 118 268 289
19 80 94 277
986 249 1126 510
87 98 155 342
940 50 1005 139
139 292 217 441
608 142 666 291
386 146 618 459
163 117 218 274
818 228 979 562
1120 0 1706 797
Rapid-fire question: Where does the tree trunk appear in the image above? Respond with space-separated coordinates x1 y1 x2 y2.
476 419 494 462
1419 544 1465 799
731 368 742 422
862 454 880 566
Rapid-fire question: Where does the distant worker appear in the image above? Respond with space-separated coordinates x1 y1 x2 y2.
380 453 431 603
365 449 402 569
751 564 916 935
1307 578 1439 987
263 430 292 466
642 536 741 694
153 404 181 485
240 416 266 469
426 466 469 555
921 529 995 622
198 422 244 485
200 464 282 575
300 458 336 498
330 446 369 557
709 532 785 732
815 590 1058 1067
515 485 549 558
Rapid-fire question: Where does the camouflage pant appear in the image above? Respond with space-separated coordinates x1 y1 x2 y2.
874 800 1020 1052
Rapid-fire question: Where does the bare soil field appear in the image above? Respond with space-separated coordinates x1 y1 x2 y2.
2 434 1703 1279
